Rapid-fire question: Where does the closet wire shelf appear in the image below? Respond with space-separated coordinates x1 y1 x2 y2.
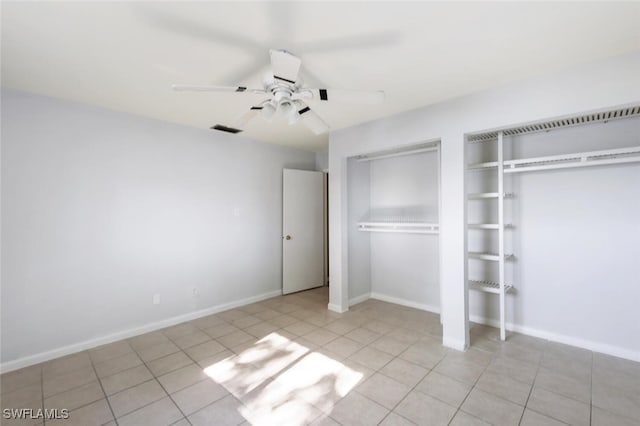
357 208 439 234
469 280 514 294
468 223 514 230
468 146 640 173
468 192 514 200
467 105 640 142
465 108 640 340
469 252 515 262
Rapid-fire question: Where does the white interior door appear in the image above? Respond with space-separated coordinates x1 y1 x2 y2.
283 169 324 294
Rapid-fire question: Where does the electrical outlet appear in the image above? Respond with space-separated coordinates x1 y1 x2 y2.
153 294 160 305
233 207 241 217
192 287 198 296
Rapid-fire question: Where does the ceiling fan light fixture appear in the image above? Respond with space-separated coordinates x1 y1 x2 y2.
260 102 277 121
278 100 295 117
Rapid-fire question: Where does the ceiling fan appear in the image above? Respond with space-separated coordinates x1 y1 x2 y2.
172 49 385 135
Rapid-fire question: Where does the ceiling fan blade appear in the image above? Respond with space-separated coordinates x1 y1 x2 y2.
217 55 270 86
172 84 266 94
267 1 294 47
301 31 402 54
296 102 330 135
297 88 385 104
139 7 265 54
269 49 302 84
236 105 264 128
211 103 265 134
298 64 328 89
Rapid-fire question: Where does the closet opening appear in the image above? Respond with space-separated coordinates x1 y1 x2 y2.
465 105 640 345
346 140 442 317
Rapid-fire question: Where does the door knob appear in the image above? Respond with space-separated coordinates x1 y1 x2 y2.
285 235 292 240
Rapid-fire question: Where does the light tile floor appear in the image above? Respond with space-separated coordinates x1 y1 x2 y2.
1 287 639 425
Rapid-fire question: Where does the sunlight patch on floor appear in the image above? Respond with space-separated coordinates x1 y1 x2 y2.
202 332 364 424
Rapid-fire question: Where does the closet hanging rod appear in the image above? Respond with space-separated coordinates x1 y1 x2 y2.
358 221 437 228
357 224 439 234
355 146 438 162
468 223 514 230
467 192 515 199
504 145 640 174
358 228 439 235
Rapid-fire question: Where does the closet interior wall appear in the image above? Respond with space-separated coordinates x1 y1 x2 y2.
467 116 640 353
348 148 440 309
348 158 372 302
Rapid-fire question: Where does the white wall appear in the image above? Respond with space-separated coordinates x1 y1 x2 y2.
329 51 640 356
368 152 440 309
315 150 329 172
1 90 316 367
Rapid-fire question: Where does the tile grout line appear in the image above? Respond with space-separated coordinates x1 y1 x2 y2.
450 334 556 420
264 311 356 423
519 342 602 425
159 320 277 423
374 350 444 426
39 351 141 403
98 359 161 398
472 335 567 419
589 350 593 426
309 296 436 424
268 304 356 424
330 325 446 425
128 297 313 423
41 359 118 422
0 380 40 399
96 343 197 423
515 340 544 426
11 291 634 426
130 334 200 426
191 296 322 422
445 346 495 426
402 358 481 411
100 334 215 423
40 364 45 425
324 332 397 423
41 363 143 421
102 377 186 423
159 308 307 421
172 308 301 424
339 362 395 423
2 293 320 423
88 351 120 426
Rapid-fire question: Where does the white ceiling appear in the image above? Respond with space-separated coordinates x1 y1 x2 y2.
2 2 639 151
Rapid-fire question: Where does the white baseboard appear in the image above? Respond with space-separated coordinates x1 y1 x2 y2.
5 289 638 372
337 292 640 362
348 293 371 306
366 293 470 352
0 289 282 374
469 314 640 363
356 292 640 362
442 336 468 352
369 292 440 314
327 303 348 314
